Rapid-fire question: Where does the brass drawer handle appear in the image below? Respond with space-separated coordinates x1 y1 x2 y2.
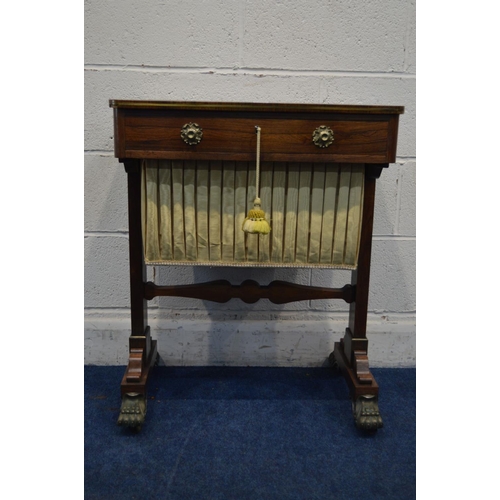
181 122 203 145
312 125 334 148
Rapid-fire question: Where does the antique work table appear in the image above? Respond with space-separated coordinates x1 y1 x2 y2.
109 100 404 431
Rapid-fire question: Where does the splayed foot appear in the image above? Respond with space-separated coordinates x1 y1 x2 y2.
117 393 146 429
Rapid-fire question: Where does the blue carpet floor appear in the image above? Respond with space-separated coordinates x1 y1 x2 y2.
85 366 415 500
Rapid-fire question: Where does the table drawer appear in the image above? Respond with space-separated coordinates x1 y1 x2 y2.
112 102 402 163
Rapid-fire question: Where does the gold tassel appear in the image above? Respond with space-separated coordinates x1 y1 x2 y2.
243 126 271 235
242 197 271 234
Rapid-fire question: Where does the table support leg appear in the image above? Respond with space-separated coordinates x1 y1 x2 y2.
330 170 383 431
117 159 158 430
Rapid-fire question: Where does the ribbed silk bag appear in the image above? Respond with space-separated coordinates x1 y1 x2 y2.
141 160 364 269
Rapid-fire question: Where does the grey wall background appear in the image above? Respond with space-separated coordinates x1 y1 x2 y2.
84 0 416 367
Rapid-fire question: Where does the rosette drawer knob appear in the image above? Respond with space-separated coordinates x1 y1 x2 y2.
312 125 334 148
181 123 203 145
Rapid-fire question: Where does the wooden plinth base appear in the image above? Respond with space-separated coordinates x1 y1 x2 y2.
120 339 158 396
332 341 378 400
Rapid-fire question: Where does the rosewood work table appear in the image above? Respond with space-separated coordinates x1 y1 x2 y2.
109 100 404 432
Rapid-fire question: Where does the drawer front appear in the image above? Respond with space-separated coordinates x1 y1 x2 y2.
116 109 398 163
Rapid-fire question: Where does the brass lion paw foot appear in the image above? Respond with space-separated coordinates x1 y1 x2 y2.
352 395 383 431
117 392 147 430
